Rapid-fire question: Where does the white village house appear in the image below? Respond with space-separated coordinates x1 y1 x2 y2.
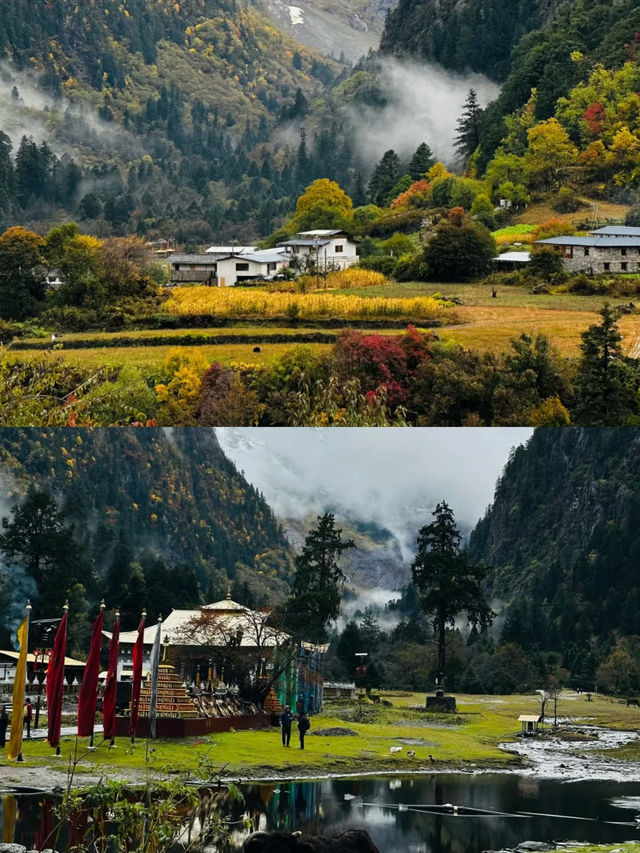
277 229 358 271
167 230 358 286
167 247 289 286
536 225 640 274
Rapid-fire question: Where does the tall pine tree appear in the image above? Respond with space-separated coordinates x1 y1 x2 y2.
454 89 483 165
284 513 354 643
408 142 435 179
411 501 492 692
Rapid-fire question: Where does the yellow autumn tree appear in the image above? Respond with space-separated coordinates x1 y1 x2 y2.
524 118 578 189
45 223 102 306
607 126 640 185
291 178 353 231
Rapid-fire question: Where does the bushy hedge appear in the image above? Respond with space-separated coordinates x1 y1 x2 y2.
13 331 341 350
360 208 425 237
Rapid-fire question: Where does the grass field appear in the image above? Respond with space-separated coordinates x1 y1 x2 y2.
9 285 640 371
514 197 631 226
8 342 334 370
2 691 639 782
18 327 340 344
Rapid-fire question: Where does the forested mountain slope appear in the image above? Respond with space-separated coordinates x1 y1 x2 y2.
0 428 294 632
0 0 347 240
469 429 640 663
381 0 640 168
380 0 570 81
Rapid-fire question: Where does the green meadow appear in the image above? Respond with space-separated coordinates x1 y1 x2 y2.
3 691 639 783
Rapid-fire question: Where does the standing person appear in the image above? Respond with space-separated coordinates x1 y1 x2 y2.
279 705 294 747
0 705 8 747
298 711 310 749
24 697 33 738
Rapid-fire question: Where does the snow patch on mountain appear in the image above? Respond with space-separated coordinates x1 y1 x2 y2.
288 5 304 25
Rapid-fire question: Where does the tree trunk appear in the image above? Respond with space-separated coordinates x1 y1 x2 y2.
436 612 446 693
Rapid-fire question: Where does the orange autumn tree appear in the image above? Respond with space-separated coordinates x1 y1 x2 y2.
390 180 431 209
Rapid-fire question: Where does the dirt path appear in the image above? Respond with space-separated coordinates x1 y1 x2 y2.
0 761 156 792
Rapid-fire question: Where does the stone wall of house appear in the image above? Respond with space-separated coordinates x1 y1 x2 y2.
561 244 640 274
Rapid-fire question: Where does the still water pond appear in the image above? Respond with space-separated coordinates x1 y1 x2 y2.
250 773 640 851
4 773 640 852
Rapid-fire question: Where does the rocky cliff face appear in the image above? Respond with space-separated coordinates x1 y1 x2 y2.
283 514 409 594
252 0 399 62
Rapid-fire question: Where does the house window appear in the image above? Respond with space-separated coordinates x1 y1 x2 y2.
584 247 590 256
621 248 627 256
334 244 343 253
236 262 249 271
562 246 573 259
604 262 611 271
621 262 628 271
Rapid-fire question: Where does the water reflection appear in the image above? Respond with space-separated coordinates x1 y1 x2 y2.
244 774 640 852
1 793 63 851
2 774 640 852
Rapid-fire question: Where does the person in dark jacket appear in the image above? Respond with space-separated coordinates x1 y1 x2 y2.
298 711 310 749
24 698 33 738
279 705 294 747
0 705 8 747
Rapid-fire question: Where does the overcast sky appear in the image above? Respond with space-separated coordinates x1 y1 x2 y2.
217 428 533 549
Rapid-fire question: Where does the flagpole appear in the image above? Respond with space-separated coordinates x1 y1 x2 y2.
89 601 106 748
103 608 120 749
130 608 146 745
8 601 31 763
47 601 69 757
149 615 162 740
77 600 105 749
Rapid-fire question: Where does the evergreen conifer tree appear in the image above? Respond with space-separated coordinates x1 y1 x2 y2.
408 142 435 179
411 501 493 692
573 303 639 425
284 513 354 643
454 89 483 165
367 149 401 206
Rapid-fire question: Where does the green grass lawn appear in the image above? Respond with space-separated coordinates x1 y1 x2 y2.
4 691 639 782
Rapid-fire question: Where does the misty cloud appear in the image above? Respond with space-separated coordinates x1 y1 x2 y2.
0 64 143 161
347 56 499 166
217 427 532 562
2 567 37 650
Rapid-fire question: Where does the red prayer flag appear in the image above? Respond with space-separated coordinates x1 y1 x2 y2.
46 607 68 749
129 611 146 737
103 612 119 740
77 607 104 738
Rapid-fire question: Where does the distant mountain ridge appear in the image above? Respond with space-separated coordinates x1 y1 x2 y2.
284 514 408 594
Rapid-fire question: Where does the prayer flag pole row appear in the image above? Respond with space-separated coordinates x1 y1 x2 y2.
7 603 160 761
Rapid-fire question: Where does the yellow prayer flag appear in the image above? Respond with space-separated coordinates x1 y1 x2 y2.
7 613 29 761
2 795 16 842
